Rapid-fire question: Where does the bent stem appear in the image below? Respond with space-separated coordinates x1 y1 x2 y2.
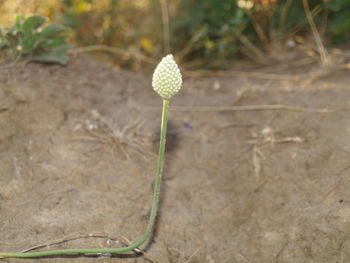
0 99 170 259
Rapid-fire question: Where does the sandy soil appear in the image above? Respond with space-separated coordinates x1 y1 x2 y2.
0 55 350 263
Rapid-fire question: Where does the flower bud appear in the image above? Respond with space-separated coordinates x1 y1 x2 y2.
152 54 182 99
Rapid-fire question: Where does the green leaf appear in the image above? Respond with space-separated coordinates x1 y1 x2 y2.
6 16 22 35
0 15 70 64
52 42 73 51
22 16 46 34
40 24 67 38
14 16 23 31
32 51 70 65
41 37 72 50
21 33 38 54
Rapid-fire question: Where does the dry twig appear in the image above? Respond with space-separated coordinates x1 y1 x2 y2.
303 0 330 66
20 232 160 262
170 104 331 113
20 233 119 253
253 145 262 182
184 248 199 263
73 110 151 160
160 0 170 53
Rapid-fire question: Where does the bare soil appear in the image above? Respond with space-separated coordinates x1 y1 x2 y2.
0 55 350 263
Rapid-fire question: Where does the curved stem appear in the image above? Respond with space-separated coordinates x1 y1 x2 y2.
0 99 170 259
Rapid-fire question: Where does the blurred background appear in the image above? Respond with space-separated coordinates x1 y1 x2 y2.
0 0 349 71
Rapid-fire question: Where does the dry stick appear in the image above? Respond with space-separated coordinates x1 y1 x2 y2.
20 234 126 253
170 104 331 113
21 233 160 263
237 253 253 263
71 45 157 65
320 1 329 39
287 5 322 37
238 35 268 64
302 0 330 66
245 9 269 47
184 248 200 263
321 165 350 203
253 144 262 182
177 29 205 63
278 0 293 35
160 0 170 53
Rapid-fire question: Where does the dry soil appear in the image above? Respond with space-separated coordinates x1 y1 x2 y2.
0 55 350 263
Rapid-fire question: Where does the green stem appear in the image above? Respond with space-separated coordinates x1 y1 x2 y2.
0 99 170 259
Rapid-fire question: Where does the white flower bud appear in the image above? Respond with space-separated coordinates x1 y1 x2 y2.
152 54 182 99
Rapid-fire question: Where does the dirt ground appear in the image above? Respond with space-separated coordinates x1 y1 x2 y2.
0 55 350 263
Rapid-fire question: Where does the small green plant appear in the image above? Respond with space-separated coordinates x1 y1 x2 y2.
0 54 182 258
171 0 339 67
0 15 72 65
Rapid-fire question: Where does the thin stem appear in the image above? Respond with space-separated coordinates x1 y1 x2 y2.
278 0 293 36
302 0 329 66
160 0 170 53
0 99 170 259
